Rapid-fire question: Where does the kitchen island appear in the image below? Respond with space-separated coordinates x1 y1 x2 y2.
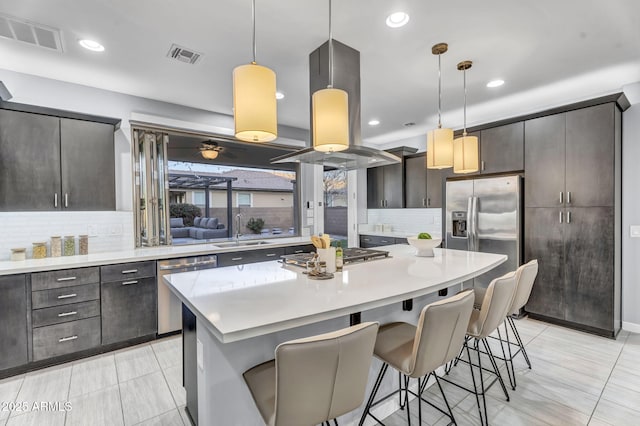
164 245 507 425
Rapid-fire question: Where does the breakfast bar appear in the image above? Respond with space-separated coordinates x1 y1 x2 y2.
164 245 507 425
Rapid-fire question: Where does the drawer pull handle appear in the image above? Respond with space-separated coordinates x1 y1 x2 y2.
231 257 243 261
57 293 77 299
56 276 77 282
381 240 389 243
294 250 303 253
58 311 77 317
59 335 78 343
122 280 139 285
266 253 277 257
121 269 138 274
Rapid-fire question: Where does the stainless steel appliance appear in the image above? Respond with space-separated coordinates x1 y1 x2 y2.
157 255 217 334
446 175 522 289
281 248 389 268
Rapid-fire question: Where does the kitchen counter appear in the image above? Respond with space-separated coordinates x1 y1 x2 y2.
0 236 311 276
166 244 506 425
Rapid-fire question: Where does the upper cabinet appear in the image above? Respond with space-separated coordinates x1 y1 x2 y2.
0 107 117 211
367 162 403 208
405 156 442 208
479 122 524 174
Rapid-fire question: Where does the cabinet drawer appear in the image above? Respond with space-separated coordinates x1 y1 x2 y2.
101 261 155 283
32 317 101 361
359 235 394 248
32 300 100 328
285 244 316 255
32 267 99 291
395 237 408 245
217 248 286 267
101 276 157 345
32 283 100 309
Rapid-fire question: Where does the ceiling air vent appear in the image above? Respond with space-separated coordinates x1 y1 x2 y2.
0 13 63 52
167 44 202 65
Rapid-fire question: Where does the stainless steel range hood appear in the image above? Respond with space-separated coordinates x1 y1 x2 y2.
271 40 400 170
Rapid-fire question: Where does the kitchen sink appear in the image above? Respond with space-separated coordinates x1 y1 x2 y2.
214 241 271 248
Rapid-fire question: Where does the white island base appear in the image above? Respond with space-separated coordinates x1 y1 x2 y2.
165 246 507 425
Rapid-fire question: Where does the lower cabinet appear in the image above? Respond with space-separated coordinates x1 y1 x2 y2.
0 275 28 371
217 247 286 267
33 317 101 362
101 276 157 345
359 235 407 248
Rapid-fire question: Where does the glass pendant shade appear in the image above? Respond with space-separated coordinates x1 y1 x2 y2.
453 134 479 173
426 128 454 169
312 87 349 152
201 150 219 160
233 63 278 143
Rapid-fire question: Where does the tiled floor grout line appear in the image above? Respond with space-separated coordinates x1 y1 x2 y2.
5 374 26 423
585 331 632 425
149 342 184 425
113 350 127 426
63 364 73 426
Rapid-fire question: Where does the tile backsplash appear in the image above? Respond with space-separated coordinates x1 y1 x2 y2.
364 208 443 237
0 211 134 261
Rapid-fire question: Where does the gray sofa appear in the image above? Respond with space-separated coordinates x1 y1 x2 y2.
170 217 227 240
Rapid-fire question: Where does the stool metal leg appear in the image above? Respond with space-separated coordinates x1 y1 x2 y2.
508 316 532 369
496 326 515 390
481 338 509 401
358 362 389 426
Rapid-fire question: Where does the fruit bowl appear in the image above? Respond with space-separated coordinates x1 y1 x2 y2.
407 237 442 257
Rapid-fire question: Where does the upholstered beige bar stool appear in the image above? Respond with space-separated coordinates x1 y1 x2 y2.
243 322 378 426
359 291 475 426
473 259 539 389
444 271 518 426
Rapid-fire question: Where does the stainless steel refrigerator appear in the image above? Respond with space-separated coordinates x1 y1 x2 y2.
446 175 522 289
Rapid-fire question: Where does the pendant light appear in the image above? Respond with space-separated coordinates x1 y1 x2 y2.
426 43 454 169
233 0 277 143
454 61 479 173
312 0 349 152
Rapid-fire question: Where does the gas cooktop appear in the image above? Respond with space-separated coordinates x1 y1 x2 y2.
280 248 390 268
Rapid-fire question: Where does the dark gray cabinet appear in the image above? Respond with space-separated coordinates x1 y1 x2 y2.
101 262 157 345
359 234 407 248
480 122 524 174
0 275 28 371
285 244 316 255
217 247 286 267
367 163 403 208
0 108 115 211
405 156 443 208
60 119 116 210
524 102 621 336
0 109 61 211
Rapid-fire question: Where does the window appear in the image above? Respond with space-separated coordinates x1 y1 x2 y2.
193 191 206 206
237 192 252 207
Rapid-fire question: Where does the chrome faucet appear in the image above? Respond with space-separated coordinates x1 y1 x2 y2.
235 213 243 243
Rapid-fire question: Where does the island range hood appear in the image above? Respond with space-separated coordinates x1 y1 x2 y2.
271 40 401 170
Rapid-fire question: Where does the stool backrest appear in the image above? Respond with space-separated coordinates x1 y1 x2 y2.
473 271 518 339
274 322 379 425
409 290 475 378
509 259 539 315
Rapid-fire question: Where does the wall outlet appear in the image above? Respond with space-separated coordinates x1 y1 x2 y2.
197 339 204 370
631 225 640 238
87 224 98 237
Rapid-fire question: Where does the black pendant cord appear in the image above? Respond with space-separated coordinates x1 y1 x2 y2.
328 0 334 89
437 52 442 129
251 0 256 64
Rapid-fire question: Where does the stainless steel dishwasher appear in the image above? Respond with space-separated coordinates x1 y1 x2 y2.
157 255 217 335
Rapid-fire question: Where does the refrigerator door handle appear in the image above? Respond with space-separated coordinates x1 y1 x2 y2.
466 197 473 251
471 196 479 252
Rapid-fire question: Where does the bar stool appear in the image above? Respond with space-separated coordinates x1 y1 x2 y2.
243 322 379 426
473 259 539 389
359 290 475 426
444 271 518 426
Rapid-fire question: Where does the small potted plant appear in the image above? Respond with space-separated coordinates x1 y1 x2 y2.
246 217 265 234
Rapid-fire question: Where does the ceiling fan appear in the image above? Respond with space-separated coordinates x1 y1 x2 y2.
199 141 224 160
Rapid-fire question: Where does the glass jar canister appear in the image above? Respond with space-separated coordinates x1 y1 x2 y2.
32 242 47 259
51 236 62 257
79 235 89 255
63 236 75 256
11 248 26 261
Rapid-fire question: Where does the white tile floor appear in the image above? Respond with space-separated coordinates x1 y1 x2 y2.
0 318 638 425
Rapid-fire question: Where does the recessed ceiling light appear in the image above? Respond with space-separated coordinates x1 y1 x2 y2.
486 79 505 88
386 12 410 28
368 119 380 126
275 91 285 100
78 39 105 52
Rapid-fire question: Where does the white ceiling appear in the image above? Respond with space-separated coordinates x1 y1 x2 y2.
1 0 639 145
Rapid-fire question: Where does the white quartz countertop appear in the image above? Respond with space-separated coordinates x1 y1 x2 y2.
164 245 506 343
0 237 311 276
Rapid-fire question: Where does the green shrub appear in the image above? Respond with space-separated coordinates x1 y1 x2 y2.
246 217 265 234
170 204 202 226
